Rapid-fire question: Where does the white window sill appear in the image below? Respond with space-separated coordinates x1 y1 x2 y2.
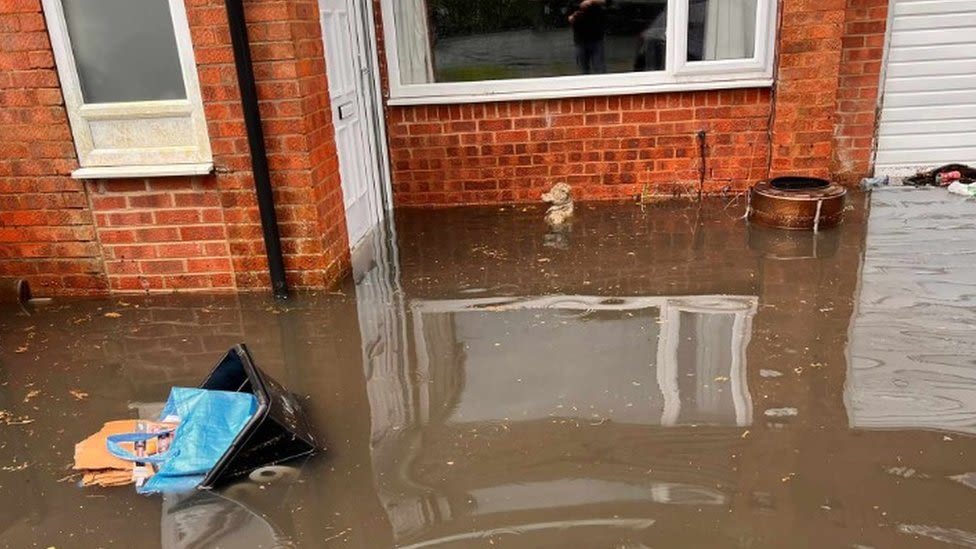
386 78 773 106
71 162 213 180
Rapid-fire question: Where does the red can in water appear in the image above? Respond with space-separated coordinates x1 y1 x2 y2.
937 171 962 185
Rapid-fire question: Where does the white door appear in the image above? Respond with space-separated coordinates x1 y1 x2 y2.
875 0 976 176
319 0 385 247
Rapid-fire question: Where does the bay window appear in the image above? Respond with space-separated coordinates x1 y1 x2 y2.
380 0 776 104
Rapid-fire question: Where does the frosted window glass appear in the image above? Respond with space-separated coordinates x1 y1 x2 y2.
61 0 187 103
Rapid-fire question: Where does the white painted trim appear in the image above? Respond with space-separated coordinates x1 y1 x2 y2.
42 0 89 159
379 0 777 105
78 100 194 120
169 0 212 163
870 0 899 174
362 0 394 213
71 163 213 179
387 78 773 106
41 0 211 168
672 0 777 77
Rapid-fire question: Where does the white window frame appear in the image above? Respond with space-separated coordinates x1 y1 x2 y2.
42 0 212 179
380 0 777 105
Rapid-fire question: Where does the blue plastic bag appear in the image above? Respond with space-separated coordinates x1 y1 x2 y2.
106 387 257 494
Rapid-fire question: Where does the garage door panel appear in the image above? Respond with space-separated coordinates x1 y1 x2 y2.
884 58 976 79
888 44 976 63
896 0 976 17
885 74 976 94
876 146 976 169
892 12 976 30
880 103 976 123
878 132 976 152
876 0 976 174
889 27 976 48
881 89 976 109
879 118 976 137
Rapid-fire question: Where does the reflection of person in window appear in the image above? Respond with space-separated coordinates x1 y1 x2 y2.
569 0 608 74
633 11 666 71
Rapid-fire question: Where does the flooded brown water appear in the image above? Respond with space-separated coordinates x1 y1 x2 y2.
2 188 976 548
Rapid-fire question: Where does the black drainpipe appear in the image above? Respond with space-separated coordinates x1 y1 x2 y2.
224 0 289 300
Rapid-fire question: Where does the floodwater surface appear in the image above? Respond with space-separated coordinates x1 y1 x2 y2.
2 189 976 548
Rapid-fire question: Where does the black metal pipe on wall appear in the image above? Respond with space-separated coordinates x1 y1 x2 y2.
224 0 289 299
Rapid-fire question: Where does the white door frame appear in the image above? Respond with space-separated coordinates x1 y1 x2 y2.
319 0 393 251
358 0 394 215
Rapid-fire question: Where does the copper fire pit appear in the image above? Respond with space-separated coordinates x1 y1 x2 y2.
748 176 847 231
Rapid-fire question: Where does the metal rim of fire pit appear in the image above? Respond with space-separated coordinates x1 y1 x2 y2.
748 177 847 231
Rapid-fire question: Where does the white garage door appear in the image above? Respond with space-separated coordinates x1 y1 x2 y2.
875 0 976 176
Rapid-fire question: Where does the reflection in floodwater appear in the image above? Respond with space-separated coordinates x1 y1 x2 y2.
161 490 293 549
6 196 976 547
362 293 755 546
847 189 976 434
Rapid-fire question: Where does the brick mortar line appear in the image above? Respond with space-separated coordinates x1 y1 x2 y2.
92 222 228 230
81 179 111 291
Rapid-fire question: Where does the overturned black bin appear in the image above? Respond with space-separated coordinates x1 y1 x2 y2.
197 344 320 489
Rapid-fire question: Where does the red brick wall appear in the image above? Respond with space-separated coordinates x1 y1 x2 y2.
382 0 890 206
185 0 350 290
0 0 350 295
89 179 235 292
1 0 891 294
0 0 108 295
831 0 888 183
389 92 772 206
769 0 848 178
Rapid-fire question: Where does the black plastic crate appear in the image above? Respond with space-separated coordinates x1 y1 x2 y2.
197 344 320 489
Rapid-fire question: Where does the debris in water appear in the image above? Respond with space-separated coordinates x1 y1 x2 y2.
1 461 30 472
0 410 34 426
15 345 28 353
760 369 783 378
903 163 976 187
948 181 976 197
859 175 889 190
741 430 750 439
23 389 41 403
321 528 351 544
886 466 918 479
103 312 122 318
69 389 89 401
57 472 82 483
950 472 976 491
764 407 798 417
